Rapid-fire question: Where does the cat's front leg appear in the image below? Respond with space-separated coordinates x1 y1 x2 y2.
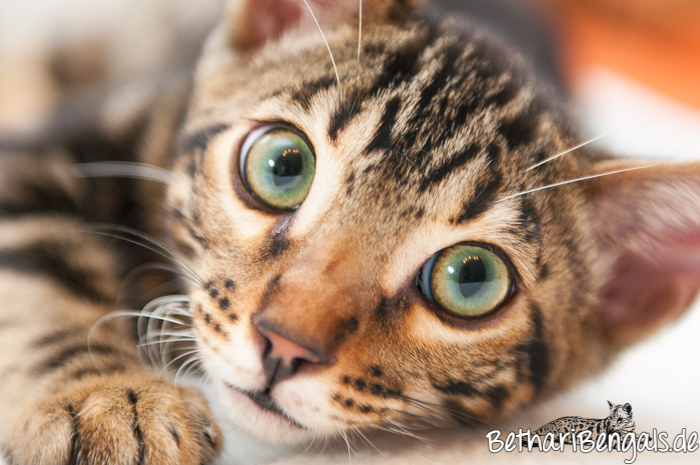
0 204 221 464
0 242 222 464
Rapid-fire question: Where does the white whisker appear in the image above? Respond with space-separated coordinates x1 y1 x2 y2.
523 134 609 172
139 337 196 347
174 355 202 385
121 263 198 290
86 292 194 369
375 425 406 438
397 394 496 428
86 224 205 286
139 298 190 352
523 110 686 172
351 426 381 454
357 0 363 61
304 430 322 453
140 328 194 339
141 295 190 310
91 310 187 331
375 424 426 442
87 309 189 369
182 356 204 379
70 162 176 184
118 263 193 309
159 348 203 376
150 306 191 318
498 164 658 202
385 420 429 442
339 431 353 464
138 296 192 366
139 329 195 344
161 306 193 365
302 0 341 85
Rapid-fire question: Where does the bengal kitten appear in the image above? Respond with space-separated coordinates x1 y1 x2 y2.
1 0 699 464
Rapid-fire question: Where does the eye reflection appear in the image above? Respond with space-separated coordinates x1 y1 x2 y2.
238 125 315 211
416 244 512 319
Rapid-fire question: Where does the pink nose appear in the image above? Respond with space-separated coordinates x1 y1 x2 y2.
262 329 321 367
255 326 324 387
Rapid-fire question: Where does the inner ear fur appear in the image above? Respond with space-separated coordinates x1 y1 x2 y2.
225 0 425 51
588 159 700 347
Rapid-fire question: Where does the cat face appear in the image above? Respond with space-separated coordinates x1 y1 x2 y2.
607 401 633 424
163 0 700 444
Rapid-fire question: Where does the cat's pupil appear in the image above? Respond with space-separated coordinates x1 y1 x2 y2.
240 127 315 211
453 257 486 298
424 245 511 318
270 148 303 187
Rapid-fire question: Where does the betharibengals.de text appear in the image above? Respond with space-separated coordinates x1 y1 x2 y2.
486 429 699 464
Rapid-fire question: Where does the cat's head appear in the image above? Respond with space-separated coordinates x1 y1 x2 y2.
163 0 700 444
607 401 633 424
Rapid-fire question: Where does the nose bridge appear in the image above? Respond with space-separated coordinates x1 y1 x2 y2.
253 248 369 358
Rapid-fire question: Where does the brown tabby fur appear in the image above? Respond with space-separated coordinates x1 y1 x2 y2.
1 0 699 463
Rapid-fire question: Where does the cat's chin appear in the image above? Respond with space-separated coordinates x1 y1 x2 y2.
214 381 316 444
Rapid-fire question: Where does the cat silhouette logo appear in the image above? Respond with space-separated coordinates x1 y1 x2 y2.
529 400 635 448
486 401 700 464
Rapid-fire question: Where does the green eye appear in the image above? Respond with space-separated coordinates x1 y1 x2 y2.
239 125 315 211
417 244 512 319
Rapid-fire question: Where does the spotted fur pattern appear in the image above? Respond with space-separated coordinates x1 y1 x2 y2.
532 401 635 446
1 0 700 463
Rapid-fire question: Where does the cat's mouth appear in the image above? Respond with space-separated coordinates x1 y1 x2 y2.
225 384 306 430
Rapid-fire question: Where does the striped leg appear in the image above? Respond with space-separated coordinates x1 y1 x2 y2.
0 149 220 463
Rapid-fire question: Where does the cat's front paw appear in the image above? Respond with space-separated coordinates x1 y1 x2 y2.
5 376 222 465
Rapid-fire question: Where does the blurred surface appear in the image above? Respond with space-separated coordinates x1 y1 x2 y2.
0 0 224 135
432 0 565 90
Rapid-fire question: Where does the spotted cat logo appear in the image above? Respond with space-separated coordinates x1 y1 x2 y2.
486 401 699 464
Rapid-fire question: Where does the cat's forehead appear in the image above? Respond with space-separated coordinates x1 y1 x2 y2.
230 19 567 206
184 16 579 287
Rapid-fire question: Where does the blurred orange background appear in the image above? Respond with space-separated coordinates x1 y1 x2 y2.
531 0 700 110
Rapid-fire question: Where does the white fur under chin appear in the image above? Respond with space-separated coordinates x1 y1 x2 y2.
195 379 293 465
211 381 312 445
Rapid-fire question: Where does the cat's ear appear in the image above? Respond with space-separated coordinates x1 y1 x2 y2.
588 160 700 347
623 404 632 415
225 0 424 51
607 401 614 410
